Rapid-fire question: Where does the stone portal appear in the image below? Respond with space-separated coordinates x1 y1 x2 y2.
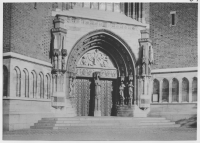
69 49 117 116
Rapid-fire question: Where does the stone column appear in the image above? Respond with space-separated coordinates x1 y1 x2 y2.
10 68 15 97
141 4 145 23
169 79 172 103
189 79 192 103
132 3 136 20
178 79 182 103
138 3 141 22
149 79 153 103
159 80 163 103
128 3 131 17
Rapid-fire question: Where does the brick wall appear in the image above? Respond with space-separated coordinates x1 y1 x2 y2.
3 3 54 63
149 3 198 69
3 3 11 52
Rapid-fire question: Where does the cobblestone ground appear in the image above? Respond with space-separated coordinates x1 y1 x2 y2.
3 126 197 141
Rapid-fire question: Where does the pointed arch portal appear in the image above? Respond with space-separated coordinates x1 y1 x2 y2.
67 29 136 116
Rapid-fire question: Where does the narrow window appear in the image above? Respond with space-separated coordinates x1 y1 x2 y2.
170 11 176 26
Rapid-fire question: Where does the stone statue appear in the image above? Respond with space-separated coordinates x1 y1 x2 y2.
54 56 58 69
94 72 101 116
69 77 75 97
95 73 101 99
142 64 145 75
128 81 134 99
119 82 125 100
61 56 65 70
149 46 154 64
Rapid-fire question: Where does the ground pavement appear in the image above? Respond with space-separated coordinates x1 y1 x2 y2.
3 126 197 141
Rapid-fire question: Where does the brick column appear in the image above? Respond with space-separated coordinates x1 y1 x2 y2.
159 80 163 103
178 79 182 103
169 79 172 103
189 78 192 103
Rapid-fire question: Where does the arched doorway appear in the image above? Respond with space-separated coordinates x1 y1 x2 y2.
67 29 136 116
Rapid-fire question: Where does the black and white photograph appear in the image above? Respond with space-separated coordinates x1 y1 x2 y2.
2 0 198 141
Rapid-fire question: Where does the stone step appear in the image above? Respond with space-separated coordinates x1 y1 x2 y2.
31 117 180 130
31 124 180 129
140 120 170 123
34 121 176 127
139 122 175 126
30 126 54 129
41 117 166 121
37 120 172 125
52 124 180 129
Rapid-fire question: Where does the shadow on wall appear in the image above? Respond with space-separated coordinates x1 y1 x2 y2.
176 115 197 128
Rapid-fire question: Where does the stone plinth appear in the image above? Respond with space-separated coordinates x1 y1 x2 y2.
94 110 101 116
117 105 150 117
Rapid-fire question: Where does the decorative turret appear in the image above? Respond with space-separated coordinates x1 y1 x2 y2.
138 29 153 109
51 17 67 109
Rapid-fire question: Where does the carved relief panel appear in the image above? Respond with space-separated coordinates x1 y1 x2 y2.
77 49 115 68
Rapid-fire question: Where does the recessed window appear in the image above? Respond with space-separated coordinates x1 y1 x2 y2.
170 11 176 26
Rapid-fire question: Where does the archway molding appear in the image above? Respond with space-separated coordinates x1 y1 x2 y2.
67 29 137 78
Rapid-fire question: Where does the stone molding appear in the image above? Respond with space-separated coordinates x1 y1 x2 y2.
3 96 51 102
3 52 52 67
66 29 136 77
52 27 67 34
152 67 198 74
138 38 152 43
151 102 197 105
52 13 147 31
64 16 138 30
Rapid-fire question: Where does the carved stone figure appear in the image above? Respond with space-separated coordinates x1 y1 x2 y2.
142 64 145 75
94 72 101 116
80 56 87 65
128 81 134 99
95 73 101 99
69 77 76 97
54 56 58 69
119 82 125 100
87 54 94 66
101 56 109 67
149 46 154 64
61 57 65 70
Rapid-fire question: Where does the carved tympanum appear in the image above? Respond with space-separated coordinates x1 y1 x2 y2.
77 49 115 68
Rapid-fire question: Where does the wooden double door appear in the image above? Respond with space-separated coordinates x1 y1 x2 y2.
74 77 117 116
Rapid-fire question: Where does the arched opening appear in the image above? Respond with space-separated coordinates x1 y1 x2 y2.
23 69 29 98
14 67 21 97
31 71 37 98
172 78 179 102
66 29 136 116
3 65 8 97
182 77 189 102
162 78 169 102
192 77 197 102
152 79 159 102
46 74 51 99
39 73 44 98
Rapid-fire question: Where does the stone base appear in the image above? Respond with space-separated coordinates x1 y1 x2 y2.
117 105 150 117
94 110 101 116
